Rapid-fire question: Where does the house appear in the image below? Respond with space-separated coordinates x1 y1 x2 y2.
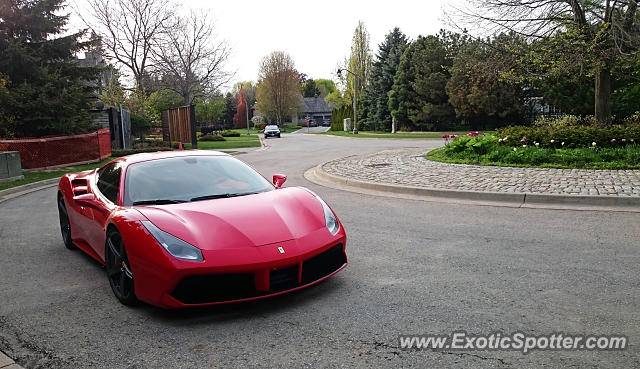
299 97 335 125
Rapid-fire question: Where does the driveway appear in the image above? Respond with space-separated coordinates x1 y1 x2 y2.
290 126 330 134
0 134 638 368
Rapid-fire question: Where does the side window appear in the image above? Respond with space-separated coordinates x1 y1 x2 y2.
96 163 121 204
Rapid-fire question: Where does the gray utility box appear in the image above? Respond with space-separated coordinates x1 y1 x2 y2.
0 151 24 182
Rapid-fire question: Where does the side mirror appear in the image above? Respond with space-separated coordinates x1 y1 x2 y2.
73 193 99 208
273 174 287 189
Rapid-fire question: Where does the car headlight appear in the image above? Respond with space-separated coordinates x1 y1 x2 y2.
316 196 339 235
141 220 204 261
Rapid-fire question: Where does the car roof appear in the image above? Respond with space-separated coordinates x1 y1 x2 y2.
113 149 230 166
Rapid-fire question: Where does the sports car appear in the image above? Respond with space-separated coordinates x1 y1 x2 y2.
57 150 347 308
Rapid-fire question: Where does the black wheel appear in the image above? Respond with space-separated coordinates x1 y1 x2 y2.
105 228 137 305
57 194 74 249
277 133 281 138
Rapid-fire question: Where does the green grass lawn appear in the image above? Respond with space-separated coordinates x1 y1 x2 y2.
0 159 111 192
315 130 488 139
196 134 261 150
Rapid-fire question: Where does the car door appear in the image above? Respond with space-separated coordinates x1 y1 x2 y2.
86 162 122 261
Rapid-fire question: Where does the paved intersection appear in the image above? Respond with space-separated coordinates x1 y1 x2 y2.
0 134 638 368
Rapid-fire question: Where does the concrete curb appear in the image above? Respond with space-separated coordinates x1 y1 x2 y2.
0 350 24 369
0 178 59 204
306 164 640 213
256 135 269 152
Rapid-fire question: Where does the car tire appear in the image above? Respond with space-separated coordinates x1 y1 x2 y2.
57 194 75 250
105 228 138 305
277 134 281 138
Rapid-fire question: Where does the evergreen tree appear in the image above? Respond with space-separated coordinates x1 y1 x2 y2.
362 28 408 131
390 34 456 131
302 79 320 98
0 0 100 137
222 92 237 127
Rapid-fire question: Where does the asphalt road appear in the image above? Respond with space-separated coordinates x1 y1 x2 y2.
0 133 639 368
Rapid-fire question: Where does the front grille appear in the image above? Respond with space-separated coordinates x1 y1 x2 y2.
170 243 346 304
270 265 299 292
301 244 346 284
171 273 256 304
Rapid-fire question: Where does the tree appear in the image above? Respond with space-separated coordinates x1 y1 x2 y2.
195 96 225 125
538 73 594 116
233 87 247 129
446 34 527 129
302 79 320 97
222 92 236 127
99 70 126 108
153 10 232 104
454 0 640 124
390 34 457 131
232 81 256 119
315 78 337 98
344 21 373 114
0 0 100 137
145 88 184 125
256 51 303 124
85 0 171 90
362 27 408 131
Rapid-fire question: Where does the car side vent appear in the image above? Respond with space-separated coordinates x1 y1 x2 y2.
71 179 88 196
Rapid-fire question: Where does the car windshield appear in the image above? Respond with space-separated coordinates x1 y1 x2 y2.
265 125 278 130
123 156 273 206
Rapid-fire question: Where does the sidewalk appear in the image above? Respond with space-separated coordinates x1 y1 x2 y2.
307 148 640 211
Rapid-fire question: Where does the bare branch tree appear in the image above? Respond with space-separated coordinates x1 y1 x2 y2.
81 0 171 90
152 10 232 104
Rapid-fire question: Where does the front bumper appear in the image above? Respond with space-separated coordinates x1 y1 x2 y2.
127 228 347 308
264 131 280 137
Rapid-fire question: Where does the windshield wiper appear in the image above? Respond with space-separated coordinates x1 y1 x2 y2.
132 199 186 206
190 192 259 202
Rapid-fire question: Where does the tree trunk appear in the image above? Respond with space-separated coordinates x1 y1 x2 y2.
594 67 611 125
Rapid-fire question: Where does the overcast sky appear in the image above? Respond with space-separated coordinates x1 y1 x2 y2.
70 0 459 91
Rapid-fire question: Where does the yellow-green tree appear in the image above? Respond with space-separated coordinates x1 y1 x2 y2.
256 51 303 124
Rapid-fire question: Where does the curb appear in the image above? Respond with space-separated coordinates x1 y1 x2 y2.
256 135 269 151
0 178 59 204
305 164 640 213
0 350 24 369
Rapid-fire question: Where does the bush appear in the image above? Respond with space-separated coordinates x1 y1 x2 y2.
444 135 498 155
199 134 225 142
220 130 240 137
331 106 353 131
112 147 173 157
132 139 170 149
496 124 640 148
130 112 152 138
532 115 597 128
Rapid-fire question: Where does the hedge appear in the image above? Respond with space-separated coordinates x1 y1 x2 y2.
111 147 173 157
496 124 640 148
199 134 226 142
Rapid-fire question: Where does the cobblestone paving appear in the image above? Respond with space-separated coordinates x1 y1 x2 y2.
322 148 640 196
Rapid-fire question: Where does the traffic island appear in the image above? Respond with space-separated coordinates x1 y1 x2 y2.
305 148 640 212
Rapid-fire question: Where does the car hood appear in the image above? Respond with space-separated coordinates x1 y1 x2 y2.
135 187 325 250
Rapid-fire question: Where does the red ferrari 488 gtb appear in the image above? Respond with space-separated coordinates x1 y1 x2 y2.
57 151 347 308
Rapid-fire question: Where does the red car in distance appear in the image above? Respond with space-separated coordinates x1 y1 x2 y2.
57 151 347 308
